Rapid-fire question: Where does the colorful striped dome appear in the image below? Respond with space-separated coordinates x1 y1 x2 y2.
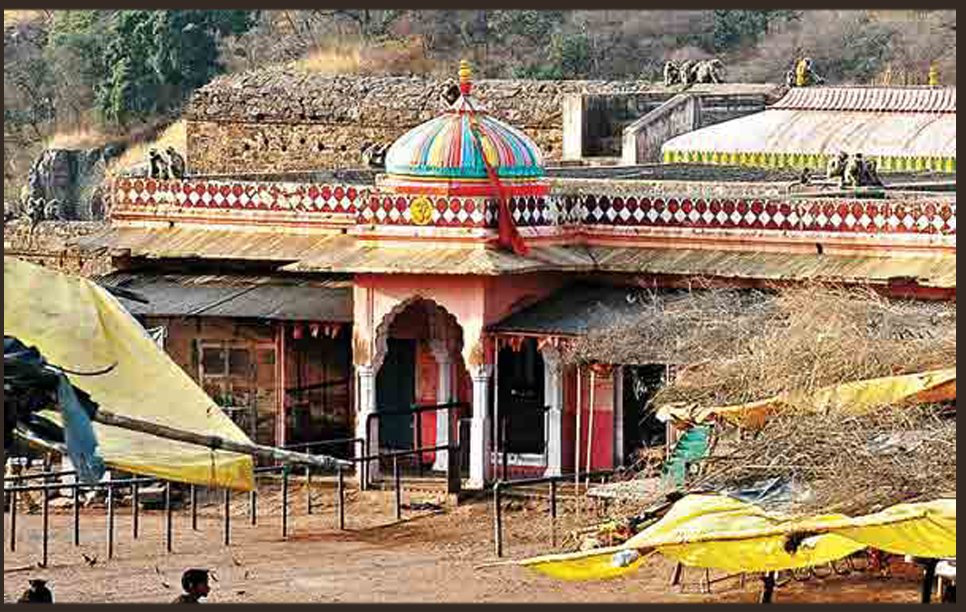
382 62 547 198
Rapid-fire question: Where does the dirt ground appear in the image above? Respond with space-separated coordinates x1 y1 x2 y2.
3 484 924 603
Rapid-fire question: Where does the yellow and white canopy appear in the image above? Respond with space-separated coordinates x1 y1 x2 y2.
4 257 255 490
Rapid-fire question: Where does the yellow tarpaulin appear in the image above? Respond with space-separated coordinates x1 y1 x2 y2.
4 257 255 490
516 494 955 580
657 368 956 429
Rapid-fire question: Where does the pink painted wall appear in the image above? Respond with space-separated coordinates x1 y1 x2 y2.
354 271 565 370
415 342 439 464
562 366 615 474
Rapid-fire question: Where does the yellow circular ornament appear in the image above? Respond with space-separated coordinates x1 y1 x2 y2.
409 196 434 225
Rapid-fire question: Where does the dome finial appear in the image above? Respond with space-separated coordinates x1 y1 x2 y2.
459 60 473 96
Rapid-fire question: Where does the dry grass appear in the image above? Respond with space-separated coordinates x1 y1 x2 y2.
3 10 47 29
293 36 441 76
571 284 956 517
294 42 364 75
46 127 115 151
696 404 955 515
105 120 186 179
571 284 956 409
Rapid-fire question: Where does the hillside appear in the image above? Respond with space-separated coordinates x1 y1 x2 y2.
3 10 957 206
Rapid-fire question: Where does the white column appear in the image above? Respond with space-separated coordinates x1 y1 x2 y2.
354 364 378 483
429 341 454 472
467 364 493 489
542 347 565 477
613 366 625 468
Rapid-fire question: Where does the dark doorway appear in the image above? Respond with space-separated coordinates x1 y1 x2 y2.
284 334 352 456
376 338 417 450
498 338 546 455
622 364 668 463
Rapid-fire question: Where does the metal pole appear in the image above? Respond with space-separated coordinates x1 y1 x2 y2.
921 559 938 604
223 488 231 546
360 439 368 491
72 482 80 546
190 484 198 531
393 456 402 521
106 476 115 560
305 465 312 515
9 488 16 551
132 482 140 539
549 480 557 548
760 572 776 604
164 481 173 553
336 465 345 531
281 468 289 539
670 562 684 587
493 483 503 558
249 487 257 526
502 415 509 480
416 411 423 477
41 484 50 568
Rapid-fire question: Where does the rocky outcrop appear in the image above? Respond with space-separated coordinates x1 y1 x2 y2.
18 146 124 222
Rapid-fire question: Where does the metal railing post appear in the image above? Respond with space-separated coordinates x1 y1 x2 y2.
359 439 368 491
249 486 257 526
106 477 115 560
305 465 312 515
9 488 16 551
493 482 504 558
281 467 289 539
132 481 140 539
164 481 173 553
550 479 558 548
72 481 80 546
336 465 345 531
502 416 509 480
223 488 231 546
415 410 423 477
393 456 402 521
190 484 198 531
41 484 50 568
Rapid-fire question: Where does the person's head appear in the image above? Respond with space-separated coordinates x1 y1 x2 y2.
24 579 52 603
181 569 210 598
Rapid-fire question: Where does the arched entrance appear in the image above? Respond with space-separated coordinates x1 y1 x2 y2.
371 297 466 471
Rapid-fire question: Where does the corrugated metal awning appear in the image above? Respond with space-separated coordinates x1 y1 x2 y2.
96 272 353 322
282 243 596 275
588 247 956 289
490 283 651 335
77 227 348 262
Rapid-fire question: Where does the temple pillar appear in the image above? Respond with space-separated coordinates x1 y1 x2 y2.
429 340 455 472
467 364 493 489
355 364 378 484
542 346 565 477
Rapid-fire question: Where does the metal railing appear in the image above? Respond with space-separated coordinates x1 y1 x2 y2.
3 437 461 568
363 401 468 487
491 468 627 557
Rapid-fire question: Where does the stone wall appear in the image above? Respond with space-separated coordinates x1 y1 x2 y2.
3 220 113 277
185 69 779 175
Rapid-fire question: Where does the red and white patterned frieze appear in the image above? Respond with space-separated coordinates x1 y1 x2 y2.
114 178 365 215
112 179 954 237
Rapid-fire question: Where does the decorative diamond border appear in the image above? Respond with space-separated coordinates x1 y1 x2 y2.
113 179 955 236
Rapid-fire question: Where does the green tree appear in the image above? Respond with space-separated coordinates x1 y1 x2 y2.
66 10 257 125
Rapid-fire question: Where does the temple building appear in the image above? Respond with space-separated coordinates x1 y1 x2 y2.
84 62 955 489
